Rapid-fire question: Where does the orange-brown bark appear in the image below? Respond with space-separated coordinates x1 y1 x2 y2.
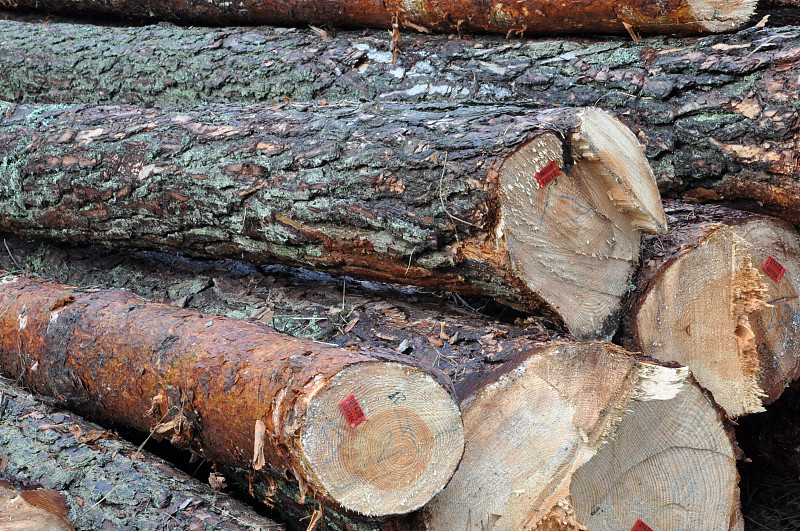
1 0 755 34
0 274 463 518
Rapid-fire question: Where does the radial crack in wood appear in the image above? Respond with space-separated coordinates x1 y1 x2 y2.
0 274 465 518
0 102 664 340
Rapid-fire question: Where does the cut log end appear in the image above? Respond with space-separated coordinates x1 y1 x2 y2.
731 219 800 404
635 227 769 416
300 361 464 516
571 372 741 531
688 0 758 32
499 108 664 340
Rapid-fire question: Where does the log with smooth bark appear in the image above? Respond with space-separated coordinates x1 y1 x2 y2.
0 275 465 519
0 0 756 35
0 101 665 340
0 377 285 530
0 237 744 531
619 202 787 417
2 19 796 224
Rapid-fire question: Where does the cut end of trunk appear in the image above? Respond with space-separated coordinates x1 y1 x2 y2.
731 219 800 404
687 0 757 32
635 227 769 416
571 371 741 530
574 108 667 235
499 108 663 340
299 361 464 516
417 342 651 530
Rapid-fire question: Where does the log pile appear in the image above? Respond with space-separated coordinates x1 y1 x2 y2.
0 1 799 530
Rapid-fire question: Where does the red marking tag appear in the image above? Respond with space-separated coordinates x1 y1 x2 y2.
534 160 562 189
630 520 654 531
763 255 788 282
339 395 367 428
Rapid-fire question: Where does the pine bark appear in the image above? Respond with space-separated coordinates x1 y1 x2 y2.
0 101 664 340
1 19 796 225
0 0 755 35
0 275 465 520
617 201 800 416
0 377 284 530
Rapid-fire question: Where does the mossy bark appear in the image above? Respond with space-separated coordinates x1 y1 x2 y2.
0 100 619 328
0 377 284 530
1 18 797 225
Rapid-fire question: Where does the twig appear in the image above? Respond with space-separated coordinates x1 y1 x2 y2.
438 153 476 229
3 239 21 271
405 248 415 275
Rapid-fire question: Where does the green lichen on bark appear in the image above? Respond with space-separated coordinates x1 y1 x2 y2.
2 18 797 210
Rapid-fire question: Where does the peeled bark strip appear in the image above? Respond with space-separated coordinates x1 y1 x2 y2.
649 202 800 404
4 19 798 224
416 342 742 531
0 0 755 34
0 377 284 530
621 203 779 417
0 275 465 518
0 101 664 340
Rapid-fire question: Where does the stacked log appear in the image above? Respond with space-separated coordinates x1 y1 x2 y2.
2 18 797 226
0 0 756 34
0 101 665 340
620 201 800 416
2 4 800 530
0 274 465 528
0 376 284 530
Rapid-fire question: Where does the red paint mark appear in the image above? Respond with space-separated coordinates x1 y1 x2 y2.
630 520 653 531
339 395 367 428
763 256 788 282
534 160 562 188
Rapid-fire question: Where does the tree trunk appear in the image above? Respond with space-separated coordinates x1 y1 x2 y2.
0 101 664 340
0 377 285 530
0 236 745 531
0 0 755 34
616 201 800 416
2 18 796 225
0 275 465 520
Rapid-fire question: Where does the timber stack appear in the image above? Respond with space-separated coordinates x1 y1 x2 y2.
0 1 798 530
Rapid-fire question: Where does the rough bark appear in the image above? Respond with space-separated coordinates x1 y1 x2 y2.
2 18 797 225
0 101 664 340
619 202 787 417
0 238 743 531
0 0 756 35
0 275 465 519
0 377 285 530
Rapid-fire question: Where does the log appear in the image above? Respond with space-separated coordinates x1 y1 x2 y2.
0 0 756 35
0 237 745 530
0 101 665 340
0 377 285 530
0 274 465 520
2 19 796 225
618 201 800 416
416 342 743 531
